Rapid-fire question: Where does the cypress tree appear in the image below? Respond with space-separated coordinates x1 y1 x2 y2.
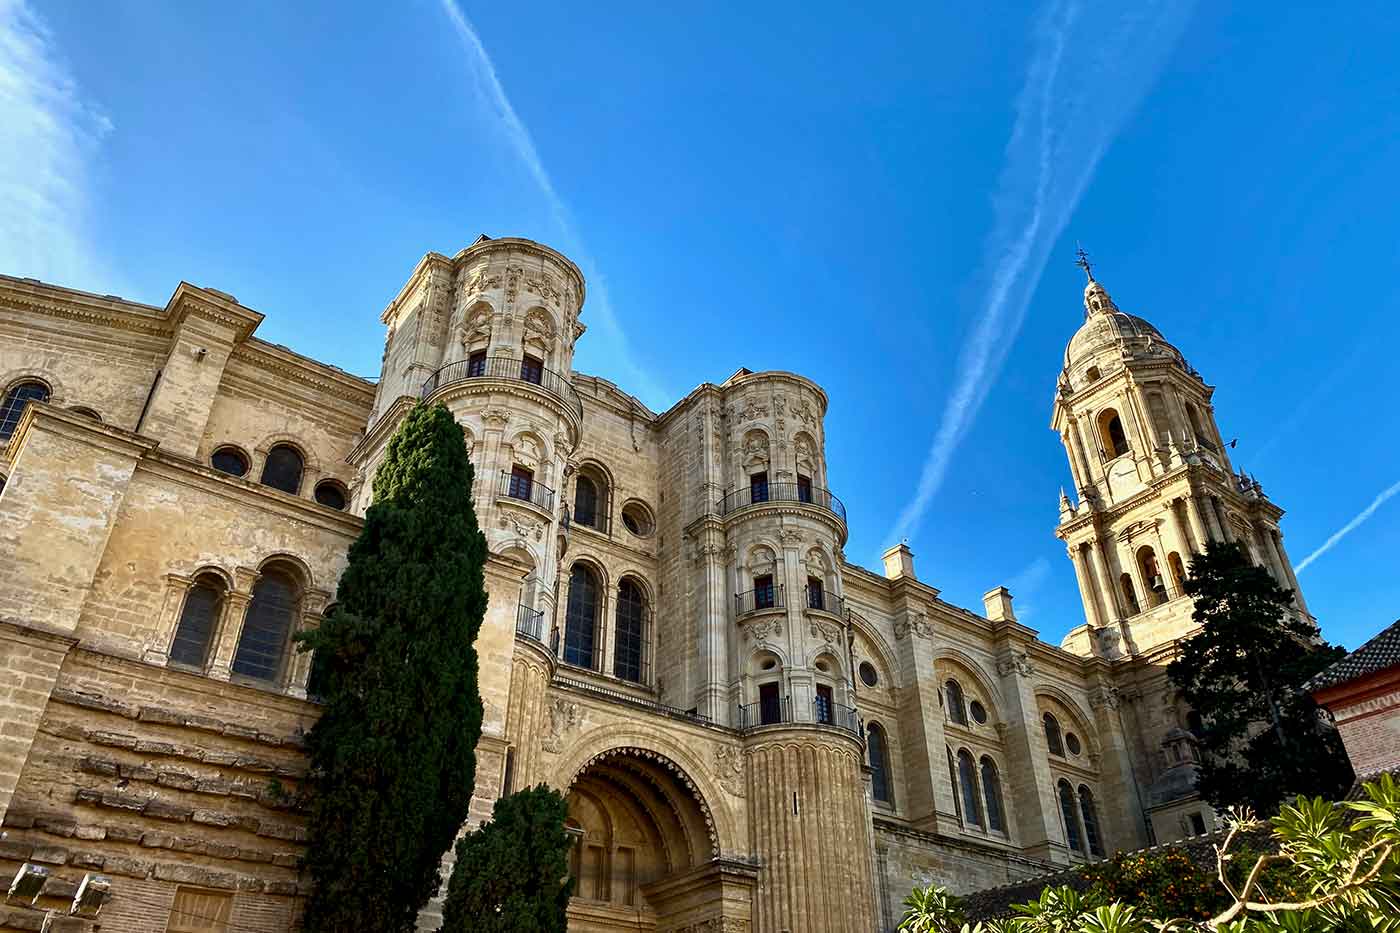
297 402 488 932
1167 541 1353 814
440 785 574 933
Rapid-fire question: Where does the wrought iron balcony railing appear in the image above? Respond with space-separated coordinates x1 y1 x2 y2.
737 696 792 729
497 470 556 512
717 481 846 524
420 356 583 422
813 698 861 736
736 584 785 617
804 586 845 617
515 604 548 646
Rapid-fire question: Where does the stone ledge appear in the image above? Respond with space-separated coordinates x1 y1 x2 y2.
48 687 306 752
47 718 307 782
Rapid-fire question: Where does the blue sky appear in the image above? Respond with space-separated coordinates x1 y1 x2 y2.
4 0 1399 649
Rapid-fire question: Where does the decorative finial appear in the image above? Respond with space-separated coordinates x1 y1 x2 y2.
1075 243 1095 283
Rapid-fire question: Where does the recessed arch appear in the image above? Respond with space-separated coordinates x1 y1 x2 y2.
1096 407 1130 458
933 648 1005 713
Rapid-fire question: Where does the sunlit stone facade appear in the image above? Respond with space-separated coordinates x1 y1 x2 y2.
0 238 1309 932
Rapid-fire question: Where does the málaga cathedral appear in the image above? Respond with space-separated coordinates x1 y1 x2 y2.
0 236 1312 933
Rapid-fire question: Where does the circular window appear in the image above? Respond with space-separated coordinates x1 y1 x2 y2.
315 481 348 511
210 446 249 477
620 501 655 537
970 700 988 724
760 658 777 671
1066 731 1082 756
815 659 830 673
859 661 879 688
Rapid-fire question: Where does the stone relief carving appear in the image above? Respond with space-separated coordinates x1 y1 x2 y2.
778 528 804 545
794 434 816 475
742 618 782 642
809 618 841 647
504 264 524 304
569 317 586 346
462 269 502 298
523 307 557 349
497 513 545 541
525 274 562 306
995 650 1035 678
715 745 745 798
794 398 817 425
1089 686 1120 711
742 431 770 470
739 398 768 422
460 306 492 347
893 611 931 640
541 698 580 754
482 408 512 426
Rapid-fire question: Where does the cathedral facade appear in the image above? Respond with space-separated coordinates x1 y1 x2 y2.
0 237 1310 933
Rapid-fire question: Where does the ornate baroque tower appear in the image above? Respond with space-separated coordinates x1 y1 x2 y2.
1051 265 1311 660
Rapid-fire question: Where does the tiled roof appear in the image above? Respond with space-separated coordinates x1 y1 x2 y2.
1306 619 1400 692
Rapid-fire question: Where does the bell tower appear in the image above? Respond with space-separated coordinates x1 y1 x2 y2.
1051 256 1310 659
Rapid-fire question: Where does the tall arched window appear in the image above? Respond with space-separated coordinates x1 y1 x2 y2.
1079 785 1105 856
260 444 304 494
1137 546 1167 606
1097 408 1130 458
613 579 646 683
169 574 225 668
1168 552 1187 593
232 567 300 683
564 564 600 669
1058 779 1083 852
868 723 893 805
957 749 982 827
946 747 961 823
946 679 968 726
980 757 1005 833
1043 712 1065 756
0 381 50 440
1119 573 1141 615
574 476 598 528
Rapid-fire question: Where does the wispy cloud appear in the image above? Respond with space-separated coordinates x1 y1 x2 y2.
0 0 113 288
1005 555 1052 622
438 0 670 410
885 0 1195 550
1296 479 1400 573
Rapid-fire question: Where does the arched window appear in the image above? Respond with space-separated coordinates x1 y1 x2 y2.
946 747 961 823
1168 552 1187 593
946 679 968 726
868 723 893 805
169 574 226 668
613 579 646 683
1058 780 1083 852
1079 786 1105 856
1119 573 1141 615
574 476 598 528
1137 546 1167 606
564 564 600 669
957 749 982 827
232 567 300 683
211 446 250 477
260 444 304 494
1043 712 1065 756
314 480 347 511
1097 408 1130 458
981 757 1005 832
0 381 50 440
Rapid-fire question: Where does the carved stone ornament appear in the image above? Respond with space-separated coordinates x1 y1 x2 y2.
739 398 768 422
541 698 580 754
675 916 751 933
525 274 562 306
715 744 745 798
794 434 816 474
1089 686 1120 711
794 398 817 425
504 264 524 303
481 408 512 426
462 269 502 298
569 318 586 346
460 306 492 346
742 433 770 469
497 513 545 541
995 650 1035 678
809 618 841 647
523 307 557 348
893 611 932 640
742 618 782 643
778 528 804 545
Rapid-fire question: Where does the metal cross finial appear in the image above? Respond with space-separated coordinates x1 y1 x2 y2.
1075 244 1095 283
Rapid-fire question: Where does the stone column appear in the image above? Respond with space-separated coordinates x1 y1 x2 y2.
1170 497 1201 555
891 609 958 831
1085 541 1121 621
207 570 258 681
694 517 731 723
1211 497 1236 543
1070 419 1097 488
1270 529 1310 615
995 649 1067 863
1063 431 1085 490
780 528 813 720
1088 686 1149 852
1068 545 1104 629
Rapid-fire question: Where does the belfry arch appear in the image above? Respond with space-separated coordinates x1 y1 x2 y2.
559 745 752 931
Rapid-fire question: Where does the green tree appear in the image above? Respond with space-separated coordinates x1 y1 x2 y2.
440 785 574 933
1166 541 1352 814
297 402 489 932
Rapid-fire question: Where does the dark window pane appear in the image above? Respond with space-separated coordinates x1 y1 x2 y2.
947 748 961 822
1059 781 1083 852
815 685 833 724
508 466 533 501
314 482 346 510
947 680 968 725
613 581 645 683
1079 786 1104 855
232 571 298 682
211 447 249 477
467 351 487 377
807 577 824 610
750 471 768 504
753 574 775 610
260 445 303 494
981 757 1005 832
170 581 223 668
868 725 892 804
797 474 813 503
1044 712 1064 756
958 750 982 827
564 565 599 668
0 382 50 440
759 682 782 725
574 476 598 527
520 355 543 385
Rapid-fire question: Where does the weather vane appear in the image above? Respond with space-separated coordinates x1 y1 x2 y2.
1075 243 1095 283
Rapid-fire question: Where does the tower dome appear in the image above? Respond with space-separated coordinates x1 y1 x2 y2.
1061 278 1186 386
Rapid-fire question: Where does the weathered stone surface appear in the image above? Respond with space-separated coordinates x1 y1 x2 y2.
152 862 240 890
76 755 119 777
143 800 193 822
102 855 153 879
30 844 68 865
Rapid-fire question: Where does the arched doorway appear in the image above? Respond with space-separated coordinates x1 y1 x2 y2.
562 747 750 932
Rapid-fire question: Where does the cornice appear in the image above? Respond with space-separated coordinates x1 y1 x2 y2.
380 252 455 324
0 275 170 338
348 395 414 464
228 342 376 410
721 369 831 415
9 402 160 461
572 373 659 422
164 282 263 342
425 377 582 437
452 236 587 307
719 500 848 544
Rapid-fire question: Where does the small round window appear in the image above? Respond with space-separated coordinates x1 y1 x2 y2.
211 446 250 477
859 661 879 688
969 700 988 724
315 481 348 511
620 501 655 537
760 658 777 671
1065 731 1082 756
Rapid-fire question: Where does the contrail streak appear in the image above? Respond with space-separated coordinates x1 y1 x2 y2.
1296 479 1400 573
438 0 670 409
884 0 1195 551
